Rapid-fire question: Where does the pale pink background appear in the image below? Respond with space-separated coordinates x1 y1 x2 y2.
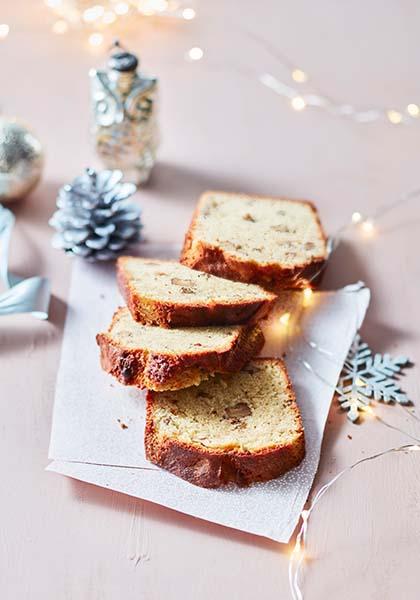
1 1 420 599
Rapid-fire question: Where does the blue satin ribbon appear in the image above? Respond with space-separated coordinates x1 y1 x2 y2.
0 204 50 319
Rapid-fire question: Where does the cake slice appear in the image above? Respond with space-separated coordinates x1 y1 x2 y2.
96 307 264 391
180 191 328 291
145 358 305 487
117 257 277 327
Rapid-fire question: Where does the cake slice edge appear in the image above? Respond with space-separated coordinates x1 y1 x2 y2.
180 191 328 290
117 256 277 328
96 308 265 391
145 358 305 487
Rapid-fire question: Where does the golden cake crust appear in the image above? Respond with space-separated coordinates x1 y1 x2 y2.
180 191 328 291
117 257 277 328
145 358 305 487
96 308 265 392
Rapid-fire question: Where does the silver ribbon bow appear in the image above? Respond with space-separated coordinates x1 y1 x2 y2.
0 204 50 319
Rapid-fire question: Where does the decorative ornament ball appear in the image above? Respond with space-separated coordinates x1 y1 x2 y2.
0 117 44 203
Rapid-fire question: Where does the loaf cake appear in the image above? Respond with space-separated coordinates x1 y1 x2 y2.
180 191 328 291
117 256 277 328
96 307 264 391
145 358 305 487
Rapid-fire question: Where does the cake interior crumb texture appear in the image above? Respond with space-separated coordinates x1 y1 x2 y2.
194 192 326 265
109 307 245 353
150 361 302 452
120 258 273 304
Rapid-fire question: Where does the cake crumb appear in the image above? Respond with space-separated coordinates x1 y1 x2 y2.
347 434 352 440
117 418 128 430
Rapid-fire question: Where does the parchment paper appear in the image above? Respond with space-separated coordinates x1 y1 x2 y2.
47 248 370 542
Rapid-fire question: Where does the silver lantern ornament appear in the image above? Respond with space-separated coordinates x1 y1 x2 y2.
0 117 44 203
90 41 159 185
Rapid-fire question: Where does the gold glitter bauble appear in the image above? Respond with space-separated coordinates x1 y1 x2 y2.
0 117 44 203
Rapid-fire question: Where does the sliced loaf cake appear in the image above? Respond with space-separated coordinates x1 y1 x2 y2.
117 257 277 327
145 358 305 487
180 191 328 291
96 307 264 391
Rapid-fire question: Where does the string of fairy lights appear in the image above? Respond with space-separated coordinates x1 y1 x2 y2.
0 1 196 47
245 27 420 125
1 4 417 597
277 277 419 600
270 186 420 599
259 72 420 125
289 442 420 600
34 2 420 124
44 0 196 47
0 2 418 124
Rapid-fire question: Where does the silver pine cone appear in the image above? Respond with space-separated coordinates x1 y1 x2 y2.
49 168 141 261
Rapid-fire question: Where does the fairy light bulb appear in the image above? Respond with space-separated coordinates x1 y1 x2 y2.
103 10 116 24
187 46 204 61
291 540 305 560
279 312 291 326
0 24 10 38
301 509 310 521
351 211 363 224
114 2 129 15
153 0 168 12
83 5 105 22
387 109 402 125
291 96 306 111
88 32 104 47
182 8 196 19
302 287 313 307
52 20 68 34
139 0 167 13
361 219 375 235
292 69 307 83
407 103 420 117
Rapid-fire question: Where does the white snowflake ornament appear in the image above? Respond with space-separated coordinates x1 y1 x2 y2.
337 335 411 422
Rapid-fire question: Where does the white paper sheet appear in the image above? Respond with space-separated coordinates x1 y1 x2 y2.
47 249 370 542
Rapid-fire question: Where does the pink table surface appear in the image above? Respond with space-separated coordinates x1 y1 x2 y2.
1 1 420 599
